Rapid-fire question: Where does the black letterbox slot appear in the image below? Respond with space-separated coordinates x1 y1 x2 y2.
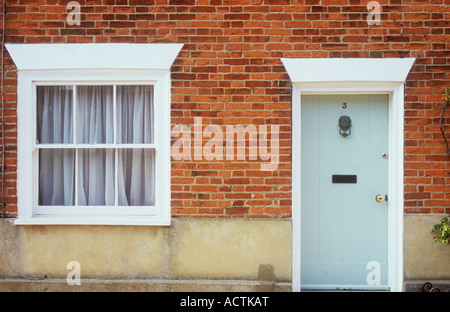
332 175 357 184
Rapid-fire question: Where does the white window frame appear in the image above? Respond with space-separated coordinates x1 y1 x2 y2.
282 58 415 292
6 43 183 226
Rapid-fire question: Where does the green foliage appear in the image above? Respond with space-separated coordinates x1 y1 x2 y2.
443 87 450 102
431 217 450 245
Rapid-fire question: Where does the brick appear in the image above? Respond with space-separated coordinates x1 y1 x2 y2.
225 207 249 215
1 2 448 220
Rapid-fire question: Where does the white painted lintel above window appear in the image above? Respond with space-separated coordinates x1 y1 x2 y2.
6 43 183 71
281 58 415 83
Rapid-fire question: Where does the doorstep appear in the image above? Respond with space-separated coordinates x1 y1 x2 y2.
403 279 450 292
0 278 292 292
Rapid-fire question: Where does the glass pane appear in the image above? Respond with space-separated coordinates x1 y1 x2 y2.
36 86 73 144
39 149 75 206
117 149 155 206
77 149 115 206
76 86 114 144
116 85 154 144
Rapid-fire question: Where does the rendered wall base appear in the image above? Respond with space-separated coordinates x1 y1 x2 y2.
0 218 292 291
3 214 448 292
403 214 450 292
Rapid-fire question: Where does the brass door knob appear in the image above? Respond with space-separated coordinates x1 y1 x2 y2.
375 195 384 202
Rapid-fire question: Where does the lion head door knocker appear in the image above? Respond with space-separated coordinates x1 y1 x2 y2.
338 115 352 137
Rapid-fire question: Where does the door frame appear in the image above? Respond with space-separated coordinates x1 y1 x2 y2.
282 58 415 292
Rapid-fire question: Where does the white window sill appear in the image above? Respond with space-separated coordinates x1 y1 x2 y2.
14 215 171 226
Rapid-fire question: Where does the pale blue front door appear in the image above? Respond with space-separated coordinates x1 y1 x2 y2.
301 94 389 290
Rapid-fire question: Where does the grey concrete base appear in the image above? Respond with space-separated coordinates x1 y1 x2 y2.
403 280 450 292
0 278 292 292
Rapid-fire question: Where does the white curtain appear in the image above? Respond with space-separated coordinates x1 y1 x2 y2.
116 85 155 206
117 149 155 206
37 86 74 206
38 85 155 207
76 85 114 144
37 85 73 144
117 85 154 144
76 86 115 206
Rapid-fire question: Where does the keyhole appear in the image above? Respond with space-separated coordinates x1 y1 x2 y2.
342 102 347 109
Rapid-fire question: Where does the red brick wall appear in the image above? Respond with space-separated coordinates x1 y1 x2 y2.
0 0 449 218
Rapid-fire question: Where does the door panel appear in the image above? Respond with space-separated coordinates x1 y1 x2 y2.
301 94 389 290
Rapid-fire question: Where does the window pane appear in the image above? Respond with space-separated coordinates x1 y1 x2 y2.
39 149 75 206
77 149 115 206
76 86 114 144
118 149 155 206
116 85 154 144
36 86 73 144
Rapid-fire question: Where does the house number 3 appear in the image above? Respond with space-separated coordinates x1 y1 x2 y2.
342 103 347 109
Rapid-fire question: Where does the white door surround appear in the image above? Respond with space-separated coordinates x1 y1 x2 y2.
281 58 415 292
